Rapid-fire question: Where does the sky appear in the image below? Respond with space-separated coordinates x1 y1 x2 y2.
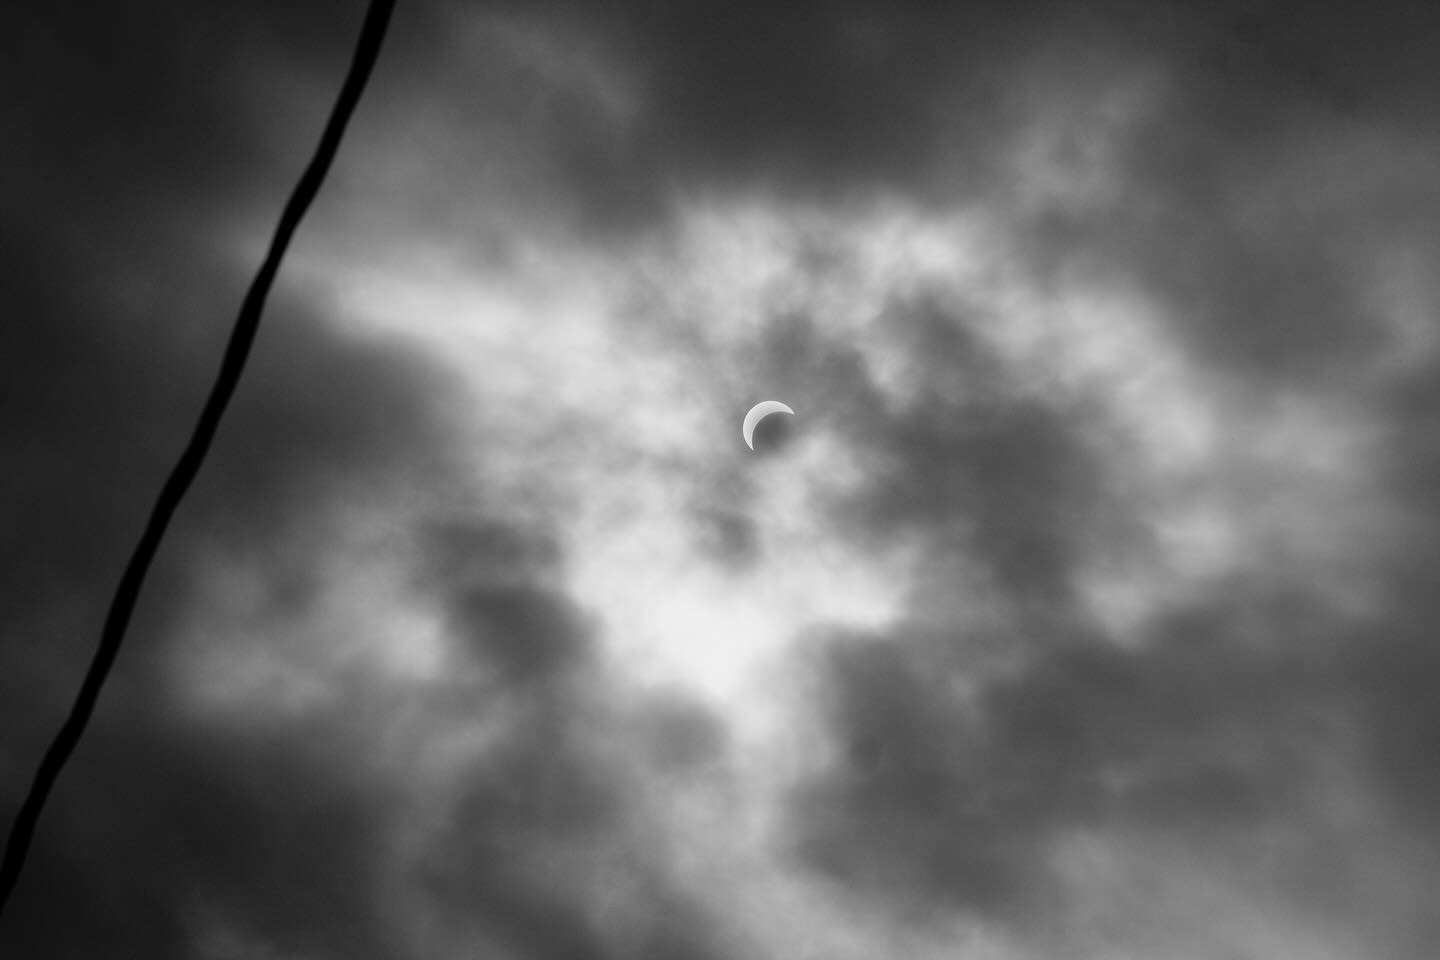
3 1 1440 957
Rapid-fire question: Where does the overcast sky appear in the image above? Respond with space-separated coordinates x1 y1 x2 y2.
4 1 1440 957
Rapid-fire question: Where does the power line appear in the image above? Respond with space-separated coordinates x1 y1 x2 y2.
0 0 397 918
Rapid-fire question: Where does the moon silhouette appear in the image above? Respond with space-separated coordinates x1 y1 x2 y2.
742 400 795 450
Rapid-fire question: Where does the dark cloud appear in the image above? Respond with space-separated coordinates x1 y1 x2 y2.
1351 368 1440 832
688 500 763 570
0 5 520 956
1 697 399 960
0 218 455 737
987 2 1440 392
0 292 428 954
823 293 1117 616
627 690 730 777
0 0 457 689
753 15 1440 934
390 0 1050 239
415 697 727 960
416 516 594 685
789 594 1360 928
0 1 370 250
779 203 1440 960
407 0 1440 242
1014 99 1436 389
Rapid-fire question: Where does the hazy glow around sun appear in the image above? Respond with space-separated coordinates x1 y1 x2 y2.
285 198 964 715
266 187 1386 716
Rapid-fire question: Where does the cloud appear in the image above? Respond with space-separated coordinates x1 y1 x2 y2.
2 697 399 960
7 1 1440 958
0 252 440 960
790 610 1345 918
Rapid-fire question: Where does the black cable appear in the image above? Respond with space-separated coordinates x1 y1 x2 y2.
0 0 396 918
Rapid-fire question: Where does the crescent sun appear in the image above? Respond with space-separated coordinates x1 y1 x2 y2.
742 400 795 450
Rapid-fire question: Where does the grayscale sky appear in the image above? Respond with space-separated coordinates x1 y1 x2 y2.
3 1 1440 957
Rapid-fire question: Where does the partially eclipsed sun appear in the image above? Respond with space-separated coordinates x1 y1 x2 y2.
742 401 795 450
